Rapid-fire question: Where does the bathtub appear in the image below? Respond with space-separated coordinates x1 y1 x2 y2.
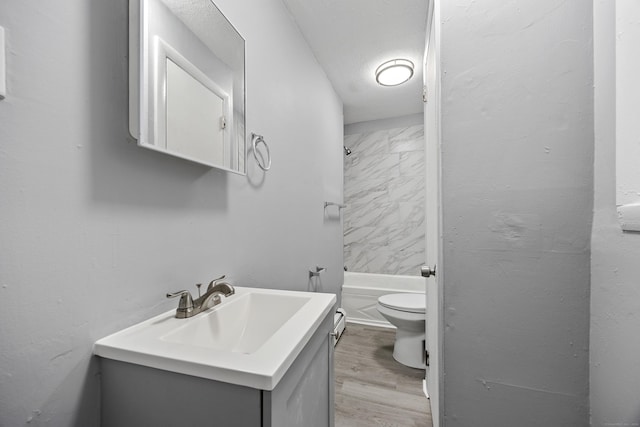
341 272 425 328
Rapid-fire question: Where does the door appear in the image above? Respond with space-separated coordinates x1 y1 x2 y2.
423 1 442 426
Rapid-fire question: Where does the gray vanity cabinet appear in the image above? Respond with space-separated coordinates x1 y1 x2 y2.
99 311 335 427
262 313 334 427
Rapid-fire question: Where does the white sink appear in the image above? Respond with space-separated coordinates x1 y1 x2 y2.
94 287 336 390
161 292 312 354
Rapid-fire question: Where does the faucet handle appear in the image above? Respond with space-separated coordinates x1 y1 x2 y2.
166 290 194 311
207 275 226 291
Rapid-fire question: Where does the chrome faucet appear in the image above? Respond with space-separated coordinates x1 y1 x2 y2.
166 275 235 319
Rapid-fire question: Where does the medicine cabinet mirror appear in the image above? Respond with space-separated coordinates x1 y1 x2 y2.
129 0 246 174
616 0 640 231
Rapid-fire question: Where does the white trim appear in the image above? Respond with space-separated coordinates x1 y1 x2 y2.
424 0 444 424
0 26 6 100
346 317 396 329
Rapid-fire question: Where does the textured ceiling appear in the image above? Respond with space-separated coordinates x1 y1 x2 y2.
281 0 428 124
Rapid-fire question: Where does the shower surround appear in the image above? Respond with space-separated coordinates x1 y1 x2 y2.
343 124 425 276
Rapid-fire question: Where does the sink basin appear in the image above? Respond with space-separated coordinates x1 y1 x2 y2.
94 287 336 390
161 292 311 354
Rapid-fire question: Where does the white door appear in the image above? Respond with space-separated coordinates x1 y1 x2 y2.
423 1 442 425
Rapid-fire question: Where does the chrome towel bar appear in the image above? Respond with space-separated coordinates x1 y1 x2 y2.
324 201 346 209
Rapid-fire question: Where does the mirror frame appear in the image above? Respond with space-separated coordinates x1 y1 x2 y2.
615 0 640 231
129 0 246 175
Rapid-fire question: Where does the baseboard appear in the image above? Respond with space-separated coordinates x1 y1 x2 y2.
345 318 396 329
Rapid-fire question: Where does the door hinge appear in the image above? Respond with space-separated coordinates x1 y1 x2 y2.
423 86 428 103
220 115 227 130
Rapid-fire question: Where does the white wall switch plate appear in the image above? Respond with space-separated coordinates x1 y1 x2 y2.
0 26 5 100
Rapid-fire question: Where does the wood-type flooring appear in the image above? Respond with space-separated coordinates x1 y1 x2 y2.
334 323 433 427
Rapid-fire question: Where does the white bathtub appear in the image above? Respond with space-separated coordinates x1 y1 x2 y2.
341 272 425 328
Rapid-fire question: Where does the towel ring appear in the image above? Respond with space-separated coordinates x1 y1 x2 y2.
251 133 271 171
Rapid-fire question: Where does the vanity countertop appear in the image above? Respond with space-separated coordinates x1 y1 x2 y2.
94 286 336 390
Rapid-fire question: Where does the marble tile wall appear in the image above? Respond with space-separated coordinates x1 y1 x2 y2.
343 125 425 276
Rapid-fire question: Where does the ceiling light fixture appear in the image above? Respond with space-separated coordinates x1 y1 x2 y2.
375 59 414 86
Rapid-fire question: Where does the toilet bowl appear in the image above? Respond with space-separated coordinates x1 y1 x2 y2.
376 293 426 369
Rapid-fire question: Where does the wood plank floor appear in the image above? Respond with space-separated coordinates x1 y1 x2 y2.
334 323 433 427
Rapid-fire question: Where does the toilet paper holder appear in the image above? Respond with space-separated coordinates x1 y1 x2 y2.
309 266 326 278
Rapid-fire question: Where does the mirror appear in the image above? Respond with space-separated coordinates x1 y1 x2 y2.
129 0 246 174
616 0 640 231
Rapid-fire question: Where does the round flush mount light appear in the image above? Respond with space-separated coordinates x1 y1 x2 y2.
375 59 414 86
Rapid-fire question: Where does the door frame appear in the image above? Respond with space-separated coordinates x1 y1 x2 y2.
423 0 444 425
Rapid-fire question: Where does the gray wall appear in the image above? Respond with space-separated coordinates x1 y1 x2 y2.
591 1 640 425
343 122 425 276
440 1 593 426
0 1 343 425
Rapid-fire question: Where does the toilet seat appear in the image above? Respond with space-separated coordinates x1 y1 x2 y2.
378 293 425 314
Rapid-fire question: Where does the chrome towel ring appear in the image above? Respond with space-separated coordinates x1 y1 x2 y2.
251 133 271 171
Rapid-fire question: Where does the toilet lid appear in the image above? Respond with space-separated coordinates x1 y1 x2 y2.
378 293 425 314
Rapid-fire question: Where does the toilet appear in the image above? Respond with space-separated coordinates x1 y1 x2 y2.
376 293 426 369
